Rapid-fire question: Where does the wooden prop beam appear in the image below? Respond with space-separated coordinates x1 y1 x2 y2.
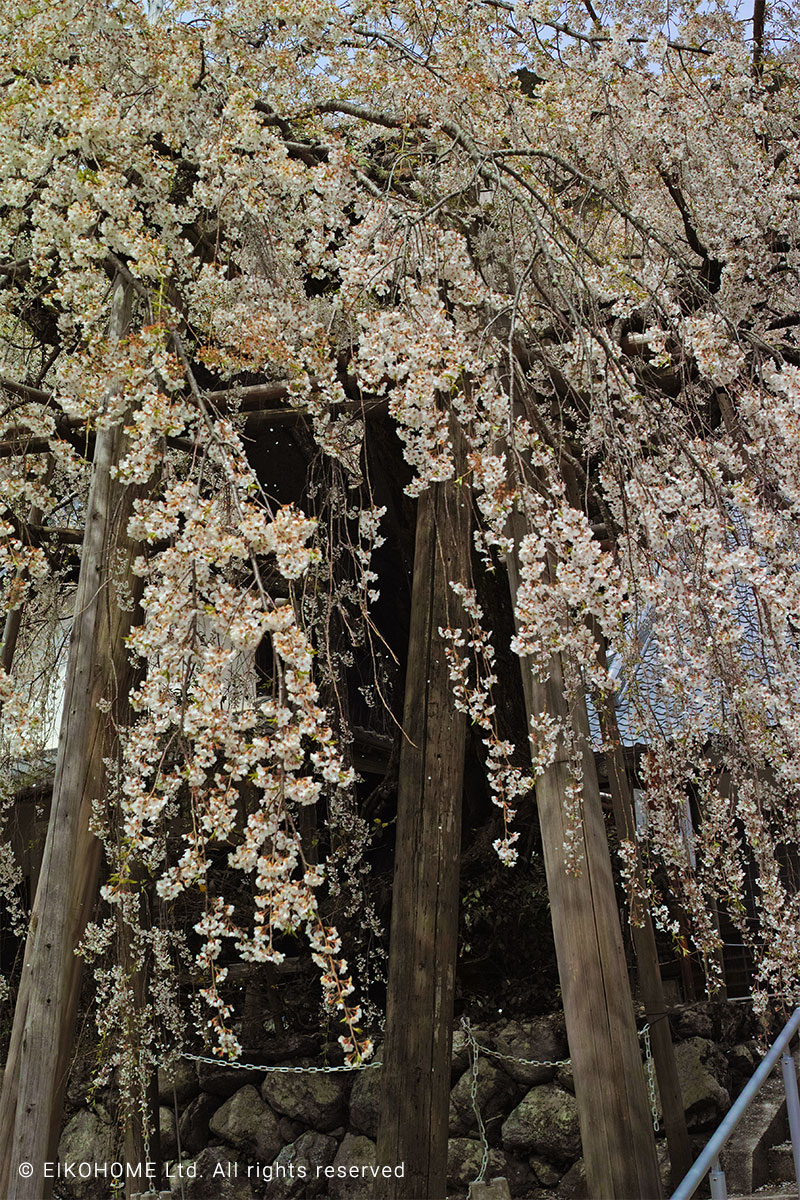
0 281 145 1199
507 530 662 1200
377 464 470 1200
594 634 692 1186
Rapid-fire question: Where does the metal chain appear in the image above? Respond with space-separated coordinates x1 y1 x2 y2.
139 1054 151 1166
461 1018 490 1185
180 1052 381 1074
640 1024 661 1133
475 1044 570 1070
180 1008 770 1146
178 1017 572 1148
182 1018 656 1155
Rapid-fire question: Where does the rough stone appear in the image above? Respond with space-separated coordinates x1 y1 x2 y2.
493 1017 568 1087
556 1157 587 1198
158 1058 200 1106
711 999 754 1045
328 1133 377 1200
159 1105 178 1160
277 1116 306 1144
466 1180 512 1200
661 1036 731 1131
67 1052 99 1108
323 1039 348 1067
208 1083 282 1162
58 1108 115 1200
501 1152 540 1196
254 1031 320 1065
452 1028 472 1079
450 1059 518 1139
728 1042 756 1077
179 1093 220 1155
197 1062 265 1097
555 1061 574 1093
447 1137 505 1188
673 1004 714 1041
501 1084 581 1163
349 1063 383 1138
169 1147 256 1199
262 1070 349 1132
528 1154 562 1186
266 1130 339 1198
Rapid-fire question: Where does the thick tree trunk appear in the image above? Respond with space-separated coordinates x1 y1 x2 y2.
507 535 663 1200
0 280 144 1199
376 468 470 1200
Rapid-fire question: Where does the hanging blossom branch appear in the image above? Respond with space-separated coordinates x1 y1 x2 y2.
85 391 372 1061
440 581 532 865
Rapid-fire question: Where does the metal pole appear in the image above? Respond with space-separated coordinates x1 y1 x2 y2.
709 1158 728 1200
671 1007 800 1200
781 1050 800 1197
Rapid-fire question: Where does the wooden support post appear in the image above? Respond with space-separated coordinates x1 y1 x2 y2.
507 534 663 1200
376 467 470 1200
0 280 145 1199
594 635 692 1186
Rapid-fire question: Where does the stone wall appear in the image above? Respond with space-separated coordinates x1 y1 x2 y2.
55 1003 759 1200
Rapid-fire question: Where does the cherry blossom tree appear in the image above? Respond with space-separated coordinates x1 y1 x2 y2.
0 0 799 1196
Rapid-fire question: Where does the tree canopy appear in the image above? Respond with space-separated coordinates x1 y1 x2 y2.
1 0 800 1189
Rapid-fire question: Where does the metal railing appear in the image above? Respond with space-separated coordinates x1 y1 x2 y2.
671 1006 800 1200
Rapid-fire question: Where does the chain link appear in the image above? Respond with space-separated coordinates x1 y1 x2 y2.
640 1024 661 1133
180 1052 381 1074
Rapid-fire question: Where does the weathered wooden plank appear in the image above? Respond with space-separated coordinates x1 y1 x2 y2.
0 280 146 1199
506 534 663 1200
376 467 470 1200
594 633 693 1187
